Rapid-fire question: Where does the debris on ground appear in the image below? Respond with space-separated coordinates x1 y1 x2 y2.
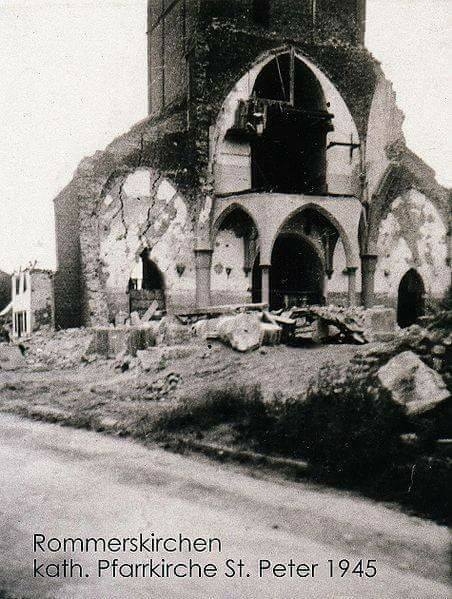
135 345 203 372
157 316 194 345
277 305 368 344
141 300 159 322
0 344 25 370
89 326 156 358
176 302 268 324
18 328 94 369
134 372 181 401
218 312 264 352
378 350 450 416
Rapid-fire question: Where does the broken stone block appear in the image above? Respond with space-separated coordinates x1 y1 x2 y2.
218 313 263 352
89 326 157 358
377 350 450 416
136 349 158 371
130 311 141 326
158 316 193 345
191 318 211 339
114 311 128 327
363 307 397 337
192 316 233 340
260 322 282 346
312 319 330 343
141 300 159 322
0 344 25 370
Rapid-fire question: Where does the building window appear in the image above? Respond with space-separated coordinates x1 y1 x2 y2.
15 277 20 295
252 0 270 27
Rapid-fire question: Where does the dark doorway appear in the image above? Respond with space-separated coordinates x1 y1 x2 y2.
271 235 324 309
129 250 166 315
397 269 425 328
141 250 164 291
251 53 332 194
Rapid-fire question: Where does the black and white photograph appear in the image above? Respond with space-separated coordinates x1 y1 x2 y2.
0 1 450 597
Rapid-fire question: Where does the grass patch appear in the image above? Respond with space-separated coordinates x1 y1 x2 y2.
136 385 271 446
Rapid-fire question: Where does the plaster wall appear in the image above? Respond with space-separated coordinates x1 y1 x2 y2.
213 193 361 267
210 229 251 305
11 270 53 334
99 168 196 320
328 239 361 295
366 74 405 200
30 272 53 329
11 272 31 314
374 190 449 300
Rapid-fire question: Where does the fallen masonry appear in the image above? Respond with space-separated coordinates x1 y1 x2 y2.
378 350 450 416
0 303 401 372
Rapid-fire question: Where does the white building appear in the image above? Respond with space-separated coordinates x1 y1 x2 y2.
11 269 53 338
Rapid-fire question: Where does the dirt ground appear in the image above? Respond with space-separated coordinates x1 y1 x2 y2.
0 335 359 434
1 413 449 599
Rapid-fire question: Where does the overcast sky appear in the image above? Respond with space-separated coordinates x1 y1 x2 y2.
0 0 450 273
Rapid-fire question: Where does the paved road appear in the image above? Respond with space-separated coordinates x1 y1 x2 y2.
0 414 449 599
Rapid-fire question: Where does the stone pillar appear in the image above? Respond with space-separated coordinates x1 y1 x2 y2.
446 225 452 286
261 265 270 306
346 266 358 307
323 276 329 304
324 269 333 305
195 249 212 308
361 254 378 308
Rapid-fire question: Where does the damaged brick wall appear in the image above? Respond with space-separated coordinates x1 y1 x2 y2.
54 0 449 327
30 271 54 330
99 168 196 320
374 190 449 303
54 112 200 328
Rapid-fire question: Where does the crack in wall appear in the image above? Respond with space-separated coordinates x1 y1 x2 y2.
111 180 129 240
138 175 162 243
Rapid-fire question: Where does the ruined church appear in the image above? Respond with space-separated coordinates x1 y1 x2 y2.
53 0 451 329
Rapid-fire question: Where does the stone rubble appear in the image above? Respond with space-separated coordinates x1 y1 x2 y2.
377 350 450 416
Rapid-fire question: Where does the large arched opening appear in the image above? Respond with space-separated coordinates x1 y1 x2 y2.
267 206 346 309
250 52 332 194
270 234 324 308
397 269 425 328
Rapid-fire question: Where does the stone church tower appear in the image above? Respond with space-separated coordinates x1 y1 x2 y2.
53 0 450 328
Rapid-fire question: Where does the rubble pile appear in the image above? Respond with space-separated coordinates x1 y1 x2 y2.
0 344 25 371
21 328 95 369
192 310 282 352
378 350 450 416
133 372 181 401
352 323 452 392
276 305 369 344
